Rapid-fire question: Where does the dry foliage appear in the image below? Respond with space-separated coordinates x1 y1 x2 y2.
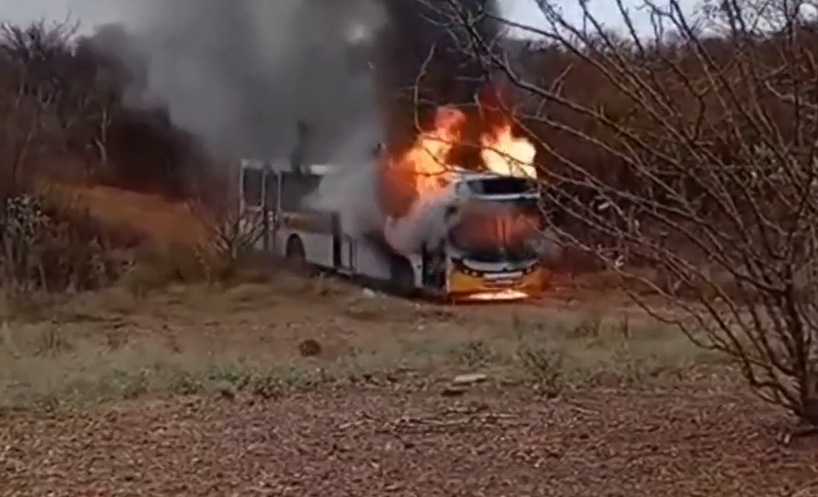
0 20 255 295
423 0 818 424
187 194 268 282
0 19 209 198
0 193 125 294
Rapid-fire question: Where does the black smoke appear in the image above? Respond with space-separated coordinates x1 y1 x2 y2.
81 0 501 165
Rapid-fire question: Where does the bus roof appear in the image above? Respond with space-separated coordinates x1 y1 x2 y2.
239 159 336 176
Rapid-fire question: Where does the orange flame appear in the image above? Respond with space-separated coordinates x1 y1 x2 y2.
378 80 538 253
477 78 537 178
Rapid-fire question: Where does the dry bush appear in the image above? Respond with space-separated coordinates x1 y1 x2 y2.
0 193 126 295
429 0 818 424
100 185 271 291
187 192 269 283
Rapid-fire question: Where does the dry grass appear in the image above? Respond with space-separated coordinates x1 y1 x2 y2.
0 278 723 413
0 181 266 297
43 183 209 250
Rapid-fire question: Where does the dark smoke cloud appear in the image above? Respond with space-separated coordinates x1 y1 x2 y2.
376 0 502 154
83 0 500 164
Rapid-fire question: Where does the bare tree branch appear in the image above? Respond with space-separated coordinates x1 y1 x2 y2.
417 0 818 424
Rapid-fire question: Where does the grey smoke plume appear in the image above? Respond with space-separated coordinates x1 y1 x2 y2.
90 0 386 163
86 0 500 166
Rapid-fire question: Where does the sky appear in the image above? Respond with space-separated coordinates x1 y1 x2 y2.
504 0 698 38
0 0 696 38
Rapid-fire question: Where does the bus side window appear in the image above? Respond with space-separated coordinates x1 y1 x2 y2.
242 168 264 207
265 172 279 210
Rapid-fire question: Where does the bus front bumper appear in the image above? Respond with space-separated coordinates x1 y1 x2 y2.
446 267 543 302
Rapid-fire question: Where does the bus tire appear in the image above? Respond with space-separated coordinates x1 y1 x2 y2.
389 257 416 297
285 235 313 276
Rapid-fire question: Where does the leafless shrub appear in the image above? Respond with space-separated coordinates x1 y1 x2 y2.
425 0 818 424
188 197 268 282
0 193 125 295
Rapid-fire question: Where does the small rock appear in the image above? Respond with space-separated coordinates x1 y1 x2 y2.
441 385 466 397
362 288 377 298
452 373 488 385
298 339 322 357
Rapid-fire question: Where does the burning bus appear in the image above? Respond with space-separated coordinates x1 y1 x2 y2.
238 80 548 301
239 160 544 301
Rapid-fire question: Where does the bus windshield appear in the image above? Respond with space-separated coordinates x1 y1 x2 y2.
448 198 544 263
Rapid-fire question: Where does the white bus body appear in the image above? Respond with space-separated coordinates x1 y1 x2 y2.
238 159 544 301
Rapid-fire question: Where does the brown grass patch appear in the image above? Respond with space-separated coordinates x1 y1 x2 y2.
42 183 208 252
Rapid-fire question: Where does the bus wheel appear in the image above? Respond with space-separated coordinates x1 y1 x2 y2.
285 236 313 276
390 257 416 297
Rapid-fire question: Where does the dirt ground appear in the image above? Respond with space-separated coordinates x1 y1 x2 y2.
1 274 817 496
